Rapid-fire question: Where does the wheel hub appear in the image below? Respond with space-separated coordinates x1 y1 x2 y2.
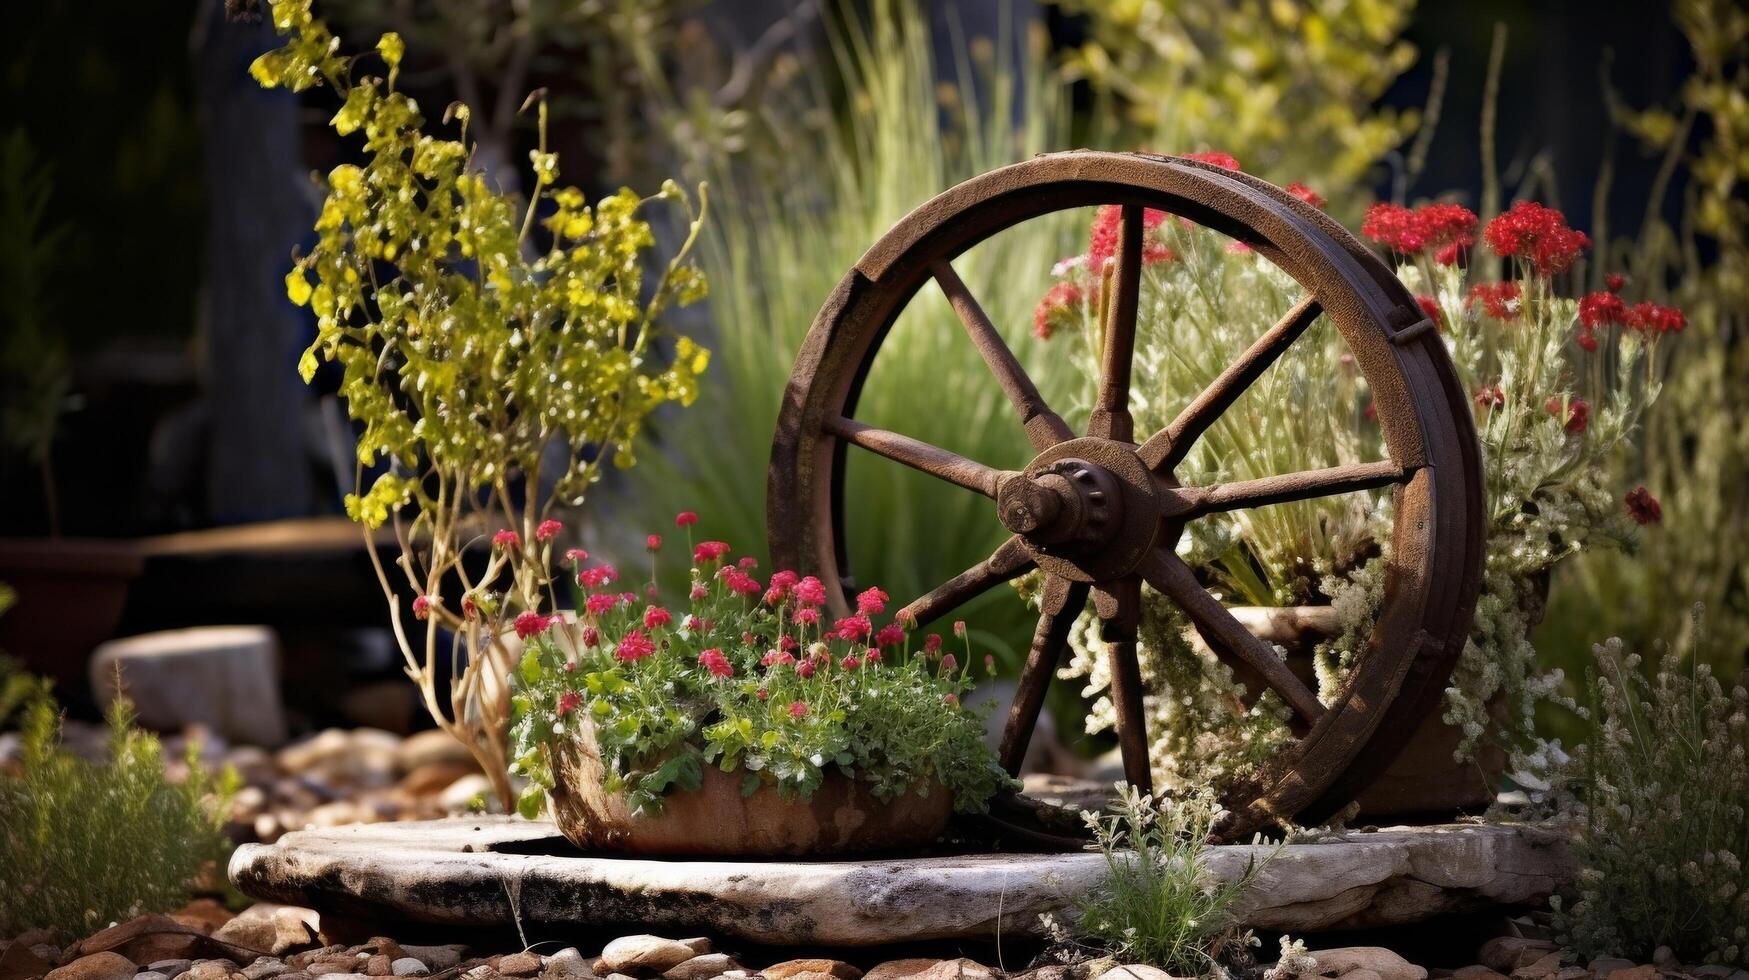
999 437 1165 583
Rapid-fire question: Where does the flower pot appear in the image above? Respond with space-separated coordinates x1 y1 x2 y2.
1191 604 1504 819
545 721 954 856
0 538 144 703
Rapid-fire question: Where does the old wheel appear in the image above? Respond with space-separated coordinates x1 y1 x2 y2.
768 151 1485 839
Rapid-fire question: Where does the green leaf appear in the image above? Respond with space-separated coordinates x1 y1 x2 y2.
516 784 545 820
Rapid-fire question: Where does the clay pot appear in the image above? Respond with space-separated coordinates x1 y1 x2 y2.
1191 604 1504 819
0 538 143 702
546 722 953 856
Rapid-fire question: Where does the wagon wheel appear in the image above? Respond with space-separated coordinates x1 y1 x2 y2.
768 151 1486 840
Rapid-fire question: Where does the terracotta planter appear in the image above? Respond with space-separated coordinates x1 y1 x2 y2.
0 538 144 701
546 723 953 856
1191 604 1504 819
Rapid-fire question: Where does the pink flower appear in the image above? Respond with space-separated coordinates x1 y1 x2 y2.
944 693 960 708
693 540 732 564
644 606 672 630
585 592 619 616
535 519 563 542
779 634 798 651
675 511 699 527
952 620 967 637
793 607 819 626
984 654 996 675
557 691 581 716
757 687 769 700
615 628 655 662
646 534 663 551
698 648 734 678
578 565 618 590
1484 201 1590 276
690 583 709 601
794 576 827 607
1285 182 1326 210
582 626 600 647
1475 385 1505 411
738 556 758 570
856 587 889 616
461 594 478 620
1624 486 1662 525
864 649 882 665
1088 204 1170 271
725 569 762 598
940 653 958 674
564 548 589 563
493 529 521 550
1032 281 1085 341
923 633 943 654
788 700 809 719
412 595 432 620
514 611 555 639
796 660 816 679
841 653 862 671
833 615 872 643
875 624 905 648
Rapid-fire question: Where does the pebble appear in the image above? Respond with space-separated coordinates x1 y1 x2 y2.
391 959 430 977
185 960 242 980
543 948 591 979
763 960 862 980
245 959 291 980
600 937 698 974
138 973 173 980
1309 947 1427 980
1479 941 1561 975
1653 950 1679 972
1511 954 1562 980
151 961 196 976
663 954 737 980
1589 963 1636 978
399 947 467 972
498 953 543 977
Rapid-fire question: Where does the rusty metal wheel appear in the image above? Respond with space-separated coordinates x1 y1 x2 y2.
768 151 1485 838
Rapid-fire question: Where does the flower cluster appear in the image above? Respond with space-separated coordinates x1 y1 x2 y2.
1361 201 1478 265
505 512 1010 818
1484 200 1591 276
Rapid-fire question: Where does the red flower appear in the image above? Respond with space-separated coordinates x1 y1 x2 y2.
535 519 563 542
940 653 958 673
1416 295 1444 331
788 700 809 719
646 534 663 551
757 687 769 700
1546 396 1591 434
1467 281 1522 320
875 624 906 648
412 595 432 620
833 615 872 643
557 691 582 716
952 620 967 637
794 576 827 607
493 529 521 550
1418 204 1479 265
1627 302 1685 335
1605 273 1626 293
1577 329 1599 353
1032 281 1085 340
1361 203 1423 253
1182 150 1240 170
564 548 589 563
1284 182 1326 210
725 569 762 598
923 633 943 654
615 628 655 662
643 606 672 630
461 594 478 620
675 511 699 527
738 556 758 569
698 648 734 678
1088 204 1170 271
689 583 708 602
944 693 960 708
585 592 619 616
779 634 798 652
793 607 819 627
1363 400 1378 422
1579 291 1628 330
1484 201 1590 276
1624 486 1662 525
582 626 600 647
514 611 555 639
796 661 816 679
578 565 618 590
856 587 889 616
840 653 862 671
693 541 731 564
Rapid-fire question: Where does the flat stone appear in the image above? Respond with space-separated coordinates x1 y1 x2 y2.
213 904 321 956
184 960 240 980
69 915 216 964
1094 967 1183 980
244 960 290 980
871 961 997 980
1512 955 1563 980
1480 941 1561 975
600 938 695 974
229 817 1575 945
663 954 737 980
1310 948 1427 980
398 948 465 972
498 954 543 977
764 962 860 980
44 953 137 980
391 960 429 977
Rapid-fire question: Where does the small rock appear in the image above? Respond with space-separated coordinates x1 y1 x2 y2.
246 960 291 980
213 904 321 956
1479 941 1560 976
663 954 736 980
498 953 543 977
542 949 591 979
287 948 347 970
1653 952 1678 973
138 972 173 980
70 914 212 964
366 955 394 977
398 948 466 973
173 899 238 935
1589 963 1636 977
45 953 137 980
1604 969 1661 980
600 938 697 974
396 729 477 772
866 962 1003 980
1551 969 1587 980
150 961 195 976
184 960 241 980
1511 954 1562 980
865 962 944 980
462 967 497 980
391 960 430 977
312 961 365 976
763 961 861 980
1094 967 1182 980
1311 948 1428 980
1692 969 1733 979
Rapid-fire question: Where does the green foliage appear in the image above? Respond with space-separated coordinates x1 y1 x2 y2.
1059 784 1272 974
507 528 1010 817
1050 0 1419 214
1549 627 1749 966
0 661 239 942
253 0 709 808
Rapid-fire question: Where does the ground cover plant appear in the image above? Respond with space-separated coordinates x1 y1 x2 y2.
252 0 710 809
0 656 237 941
506 513 1010 818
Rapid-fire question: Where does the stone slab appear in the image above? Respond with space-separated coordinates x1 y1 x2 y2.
229 817 1572 946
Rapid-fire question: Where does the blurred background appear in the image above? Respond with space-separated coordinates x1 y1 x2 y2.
0 0 1739 747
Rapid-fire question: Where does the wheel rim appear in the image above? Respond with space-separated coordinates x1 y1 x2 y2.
768 151 1485 835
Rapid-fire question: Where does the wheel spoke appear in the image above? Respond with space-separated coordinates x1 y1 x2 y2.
999 576 1090 775
897 535 1035 628
1087 205 1144 442
1160 460 1411 520
1095 575 1152 793
824 415 1009 498
931 260 1075 451
1139 550 1325 725
1137 294 1323 471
